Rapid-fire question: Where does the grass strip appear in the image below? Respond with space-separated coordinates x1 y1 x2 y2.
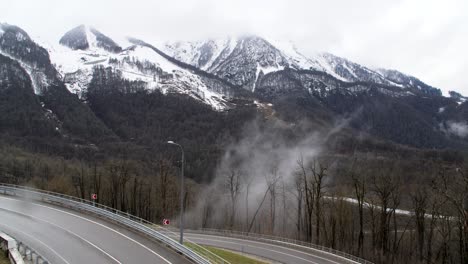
185 242 269 264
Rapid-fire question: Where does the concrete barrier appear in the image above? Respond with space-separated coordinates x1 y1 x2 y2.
0 231 48 264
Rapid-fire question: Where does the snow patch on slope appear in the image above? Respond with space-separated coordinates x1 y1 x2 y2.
163 35 421 92
162 38 239 71
329 196 455 219
38 33 229 110
84 26 98 49
203 39 235 70
313 54 349 81
0 49 49 94
265 39 321 71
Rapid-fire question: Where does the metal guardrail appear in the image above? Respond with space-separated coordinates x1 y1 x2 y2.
0 183 210 264
17 241 50 264
153 227 231 264
0 231 24 264
1 231 49 264
191 228 374 264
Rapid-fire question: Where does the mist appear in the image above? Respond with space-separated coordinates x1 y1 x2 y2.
183 115 352 234
444 120 468 138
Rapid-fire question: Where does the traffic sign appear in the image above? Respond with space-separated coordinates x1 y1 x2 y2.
163 219 170 225
91 193 97 200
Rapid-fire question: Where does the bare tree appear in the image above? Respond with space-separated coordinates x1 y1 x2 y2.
266 164 280 234
75 161 87 199
92 161 102 203
248 171 280 234
280 179 288 236
371 161 400 261
432 165 468 264
201 191 214 228
411 185 428 262
296 156 314 242
351 159 367 257
244 174 253 231
294 169 304 240
225 169 242 229
157 159 171 217
310 159 327 245
248 183 271 233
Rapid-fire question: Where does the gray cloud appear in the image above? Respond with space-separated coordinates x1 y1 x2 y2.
2 0 467 95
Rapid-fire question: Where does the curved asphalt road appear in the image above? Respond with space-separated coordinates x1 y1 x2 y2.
159 231 358 264
0 194 358 264
0 195 191 264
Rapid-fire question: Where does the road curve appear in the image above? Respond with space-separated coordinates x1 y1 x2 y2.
159 231 358 264
0 195 191 264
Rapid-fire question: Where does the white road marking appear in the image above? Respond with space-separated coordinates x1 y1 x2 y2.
0 196 173 264
184 233 349 264
0 222 72 264
0 207 121 263
188 237 320 264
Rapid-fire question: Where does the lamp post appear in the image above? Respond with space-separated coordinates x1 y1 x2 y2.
167 140 185 244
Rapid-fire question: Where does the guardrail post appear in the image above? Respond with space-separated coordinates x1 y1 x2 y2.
26 247 32 260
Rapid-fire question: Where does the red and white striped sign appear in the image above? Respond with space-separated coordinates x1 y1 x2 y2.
162 219 170 225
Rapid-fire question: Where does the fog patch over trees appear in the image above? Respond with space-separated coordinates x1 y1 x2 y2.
184 115 351 232
442 121 468 138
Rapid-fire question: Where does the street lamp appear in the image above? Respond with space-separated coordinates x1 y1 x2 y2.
167 140 185 244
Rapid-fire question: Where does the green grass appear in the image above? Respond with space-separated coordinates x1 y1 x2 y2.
185 242 269 264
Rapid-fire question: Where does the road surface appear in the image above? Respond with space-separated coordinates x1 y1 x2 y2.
0 195 191 264
160 231 357 264
0 193 358 264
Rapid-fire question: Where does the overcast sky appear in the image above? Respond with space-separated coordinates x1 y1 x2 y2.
3 0 467 95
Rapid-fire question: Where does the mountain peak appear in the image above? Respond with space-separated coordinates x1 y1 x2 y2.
376 68 442 96
0 23 31 42
449 91 467 104
59 25 122 53
59 25 89 50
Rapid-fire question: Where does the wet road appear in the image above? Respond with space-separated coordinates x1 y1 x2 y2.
160 231 359 264
0 195 191 264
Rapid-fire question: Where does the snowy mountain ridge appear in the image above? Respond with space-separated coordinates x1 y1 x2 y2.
162 35 441 95
40 25 230 110
0 22 448 112
1 22 468 151
0 23 58 95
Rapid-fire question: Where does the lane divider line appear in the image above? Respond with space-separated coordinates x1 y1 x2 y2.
187 237 320 264
0 196 173 264
183 233 346 264
0 207 121 264
0 222 71 264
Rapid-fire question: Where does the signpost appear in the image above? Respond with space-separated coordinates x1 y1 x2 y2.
163 219 170 225
91 193 97 206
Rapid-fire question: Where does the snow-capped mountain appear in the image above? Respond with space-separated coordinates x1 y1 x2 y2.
0 23 59 95
40 25 231 110
164 35 291 91
0 23 114 141
375 68 442 96
449 91 468 104
59 25 122 53
1 22 467 150
162 35 441 96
